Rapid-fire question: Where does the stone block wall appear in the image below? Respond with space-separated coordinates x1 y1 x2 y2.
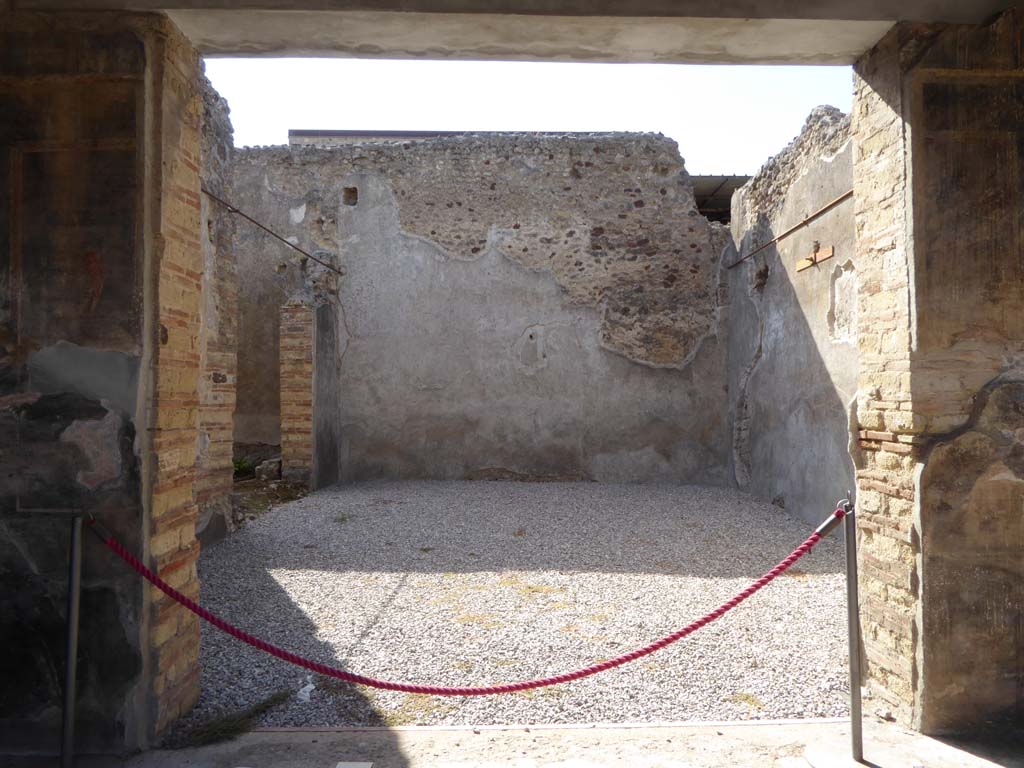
231 134 733 484
727 107 859 525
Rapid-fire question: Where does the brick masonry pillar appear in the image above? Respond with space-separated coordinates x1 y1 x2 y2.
146 17 204 737
852 11 1024 732
850 27 922 726
280 300 315 484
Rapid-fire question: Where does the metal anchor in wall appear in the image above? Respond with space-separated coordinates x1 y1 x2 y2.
796 240 835 273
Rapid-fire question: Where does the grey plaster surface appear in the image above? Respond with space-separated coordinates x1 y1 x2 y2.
19 1 1013 22
313 302 342 489
727 111 857 525
230 134 731 483
27 341 140 417
333 174 728 483
167 12 893 63
21 2 1014 63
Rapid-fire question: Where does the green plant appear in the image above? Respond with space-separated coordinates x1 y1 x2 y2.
233 457 256 477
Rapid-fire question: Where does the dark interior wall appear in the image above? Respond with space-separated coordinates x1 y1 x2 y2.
0 11 154 754
906 11 1024 733
232 209 304 450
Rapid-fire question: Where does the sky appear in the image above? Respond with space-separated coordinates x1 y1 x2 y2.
205 59 853 176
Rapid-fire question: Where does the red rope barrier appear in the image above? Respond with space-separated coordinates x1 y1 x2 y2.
91 509 842 696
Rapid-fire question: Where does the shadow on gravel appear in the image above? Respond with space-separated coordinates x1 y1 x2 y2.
162 554 412 768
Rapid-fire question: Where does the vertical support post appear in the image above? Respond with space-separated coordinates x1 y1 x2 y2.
61 514 82 768
844 506 864 764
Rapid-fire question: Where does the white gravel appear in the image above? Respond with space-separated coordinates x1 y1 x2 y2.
170 481 849 738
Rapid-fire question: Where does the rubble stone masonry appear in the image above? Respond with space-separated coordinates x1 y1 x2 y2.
231 134 733 484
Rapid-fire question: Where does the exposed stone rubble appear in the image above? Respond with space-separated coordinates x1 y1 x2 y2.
233 133 721 370
727 105 857 529
230 132 733 485
733 106 851 233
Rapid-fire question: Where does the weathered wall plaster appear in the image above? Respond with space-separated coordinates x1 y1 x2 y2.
0 14 150 753
727 107 858 525
194 71 237 543
905 13 1024 732
312 301 342 488
231 133 732 483
1 9 208 752
852 9 1024 731
919 378 1024 731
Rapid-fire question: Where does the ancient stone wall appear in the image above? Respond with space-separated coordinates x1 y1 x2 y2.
194 72 236 542
727 107 858 525
0 12 151 754
231 133 733 483
0 10 204 753
850 25 923 725
852 10 1024 731
903 11 1024 732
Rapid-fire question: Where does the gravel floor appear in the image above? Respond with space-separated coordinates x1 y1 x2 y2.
169 481 849 740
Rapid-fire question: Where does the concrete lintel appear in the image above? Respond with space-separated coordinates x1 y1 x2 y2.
14 1 1014 24
168 10 895 63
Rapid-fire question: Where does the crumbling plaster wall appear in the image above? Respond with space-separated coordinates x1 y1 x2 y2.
0 14 149 754
194 72 237 543
727 107 858 525
231 133 732 483
0 10 205 753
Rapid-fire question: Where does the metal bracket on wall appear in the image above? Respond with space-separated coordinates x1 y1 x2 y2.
796 242 835 273
725 189 852 270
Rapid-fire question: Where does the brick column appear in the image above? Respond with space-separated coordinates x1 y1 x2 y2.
280 299 315 484
145 18 204 736
852 11 1024 732
850 26 923 725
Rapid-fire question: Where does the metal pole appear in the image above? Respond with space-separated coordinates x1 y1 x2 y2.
61 514 82 768
844 506 865 764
